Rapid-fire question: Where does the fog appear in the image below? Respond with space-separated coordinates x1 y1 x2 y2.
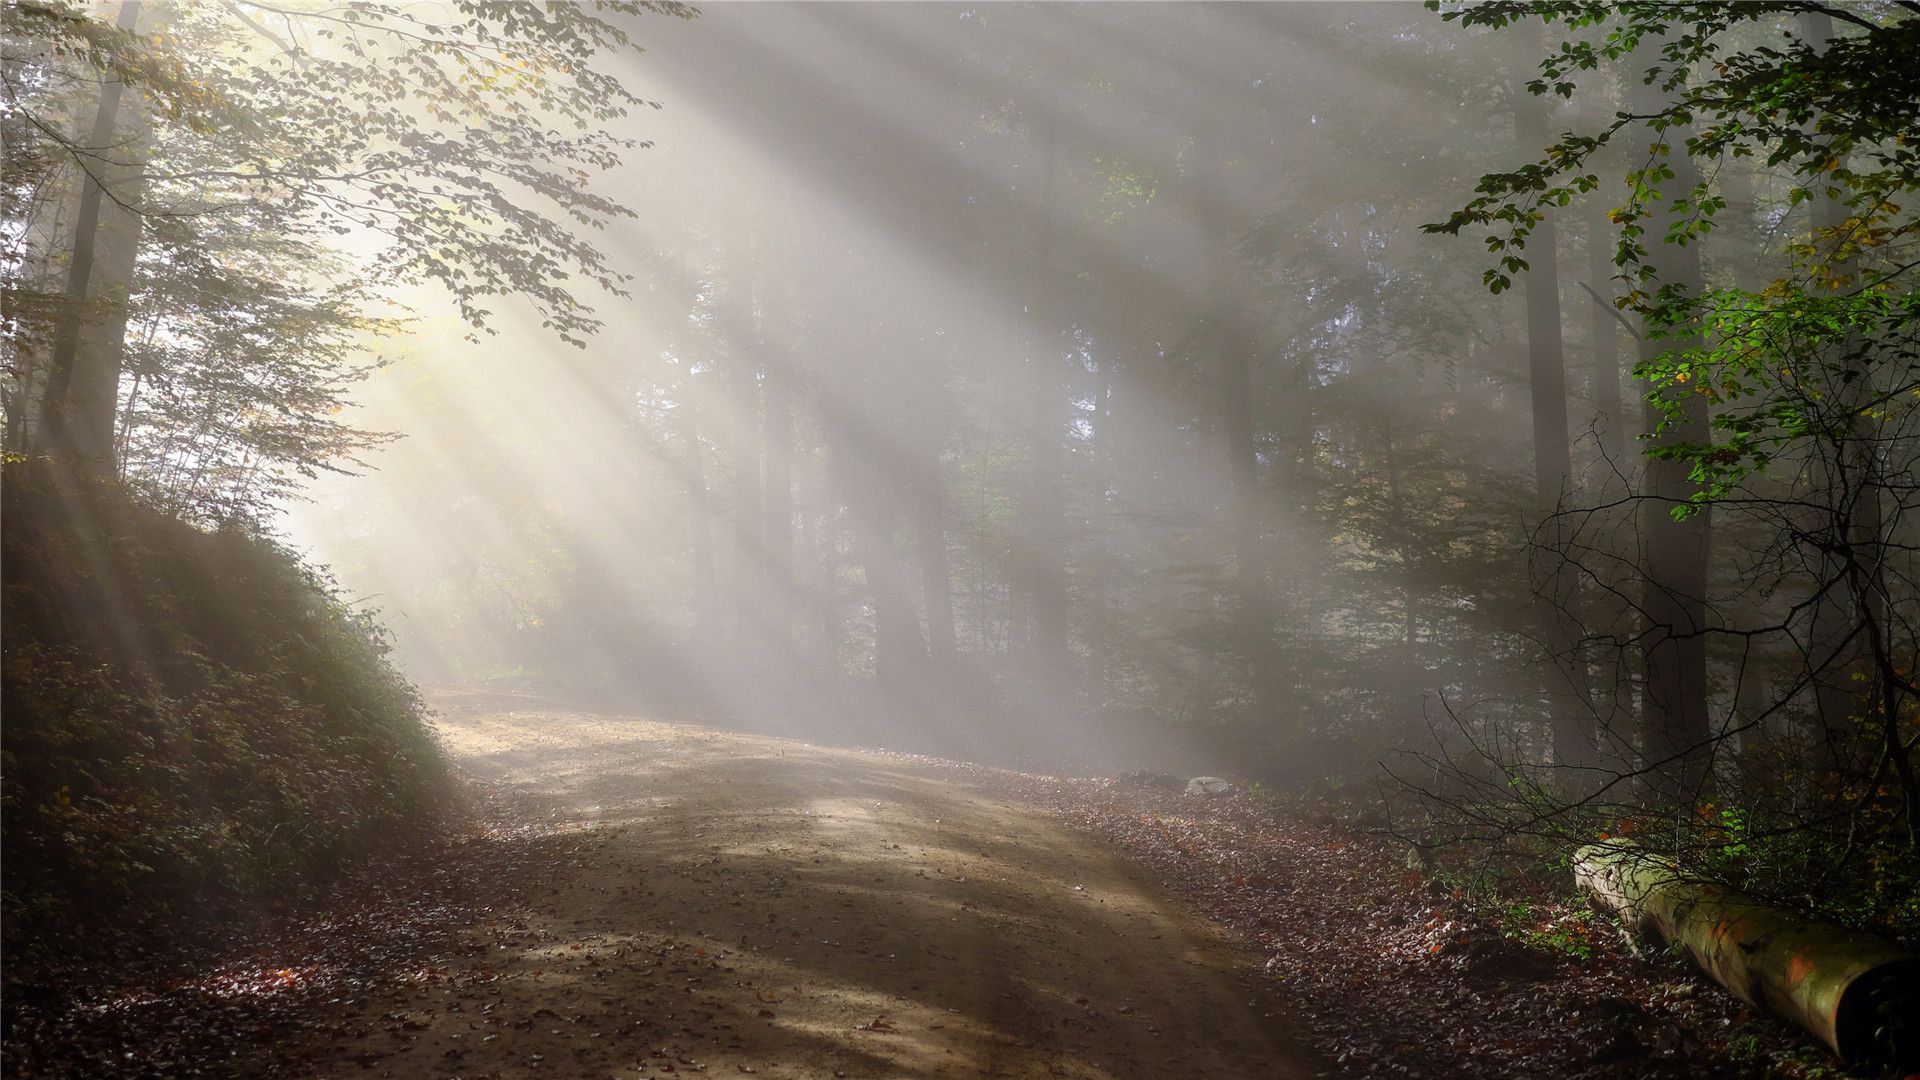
286 3 1659 780
12 5 1920 1072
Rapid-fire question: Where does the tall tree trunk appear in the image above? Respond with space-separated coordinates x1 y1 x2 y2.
1631 76 1712 802
727 234 763 646
1195 127 1278 724
40 0 144 474
1020 111 1071 693
1380 419 1422 730
914 453 956 675
1515 90 1594 771
761 282 796 654
844 484 924 692
1516 95 1573 514
680 381 719 640
1586 212 1624 467
66 120 147 475
1801 9 1885 759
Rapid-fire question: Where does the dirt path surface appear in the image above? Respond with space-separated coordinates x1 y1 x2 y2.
288 691 1316 1079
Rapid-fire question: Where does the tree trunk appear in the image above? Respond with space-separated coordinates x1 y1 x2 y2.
65 121 147 475
914 452 956 675
726 234 763 646
1585 211 1623 467
1800 9 1884 751
680 380 719 640
1577 843 1919 1067
761 283 796 654
40 0 144 475
1630 73 1713 802
1515 90 1594 771
1194 125 1278 724
1019 110 1071 694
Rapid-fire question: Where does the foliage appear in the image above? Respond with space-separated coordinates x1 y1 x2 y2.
1500 899 1600 959
112 196 405 522
10 0 694 341
1397 730 1920 942
0 469 447 960
1406 0 1920 952
1425 1 1920 511
3 0 693 522
1643 285 1919 509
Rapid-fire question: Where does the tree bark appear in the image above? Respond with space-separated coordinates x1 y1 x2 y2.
726 233 763 646
1515 90 1594 771
1630 73 1713 801
1194 124 1278 724
1019 107 1071 692
1577 843 1919 1067
40 0 144 474
761 281 796 654
914 452 956 675
1585 211 1623 467
680 376 719 640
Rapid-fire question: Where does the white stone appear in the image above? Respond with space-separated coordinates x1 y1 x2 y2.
1185 776 1233 797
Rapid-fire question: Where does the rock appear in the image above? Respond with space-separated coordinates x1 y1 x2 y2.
1405 842 1435 873
1185 776 1233 797
1115 771 1184 792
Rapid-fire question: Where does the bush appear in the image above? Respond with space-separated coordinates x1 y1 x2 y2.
1 468 447 961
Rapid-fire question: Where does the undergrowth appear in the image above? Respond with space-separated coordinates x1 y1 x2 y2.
1 467 447 965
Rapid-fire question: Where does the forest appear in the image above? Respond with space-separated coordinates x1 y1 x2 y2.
3 2 1917 1078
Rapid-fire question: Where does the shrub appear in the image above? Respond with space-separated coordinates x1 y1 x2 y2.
1 468 446 961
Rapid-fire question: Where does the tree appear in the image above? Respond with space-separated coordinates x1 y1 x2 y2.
1426 0 1919 847
5 0 691 517
35 0 144 474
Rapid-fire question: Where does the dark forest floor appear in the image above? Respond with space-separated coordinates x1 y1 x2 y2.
1 694 1854 1079
942 766 1846 1079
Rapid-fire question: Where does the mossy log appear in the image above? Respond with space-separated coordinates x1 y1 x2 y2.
1575 842 1919 1067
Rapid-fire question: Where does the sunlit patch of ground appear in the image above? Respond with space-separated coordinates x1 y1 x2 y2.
266 690 1315 1079
1 693 1315 1079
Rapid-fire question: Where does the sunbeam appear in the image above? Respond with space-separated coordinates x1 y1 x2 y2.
8 3 1919 1077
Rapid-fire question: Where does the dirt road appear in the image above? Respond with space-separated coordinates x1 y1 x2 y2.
296 693 1317 1079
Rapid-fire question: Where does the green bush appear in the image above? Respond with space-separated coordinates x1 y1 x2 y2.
1 469 446 960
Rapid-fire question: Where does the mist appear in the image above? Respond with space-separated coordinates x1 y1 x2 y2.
9 3 1918 1076
286 3 1565 782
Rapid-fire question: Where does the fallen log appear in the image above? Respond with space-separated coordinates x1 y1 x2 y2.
1575 841 1919 1068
